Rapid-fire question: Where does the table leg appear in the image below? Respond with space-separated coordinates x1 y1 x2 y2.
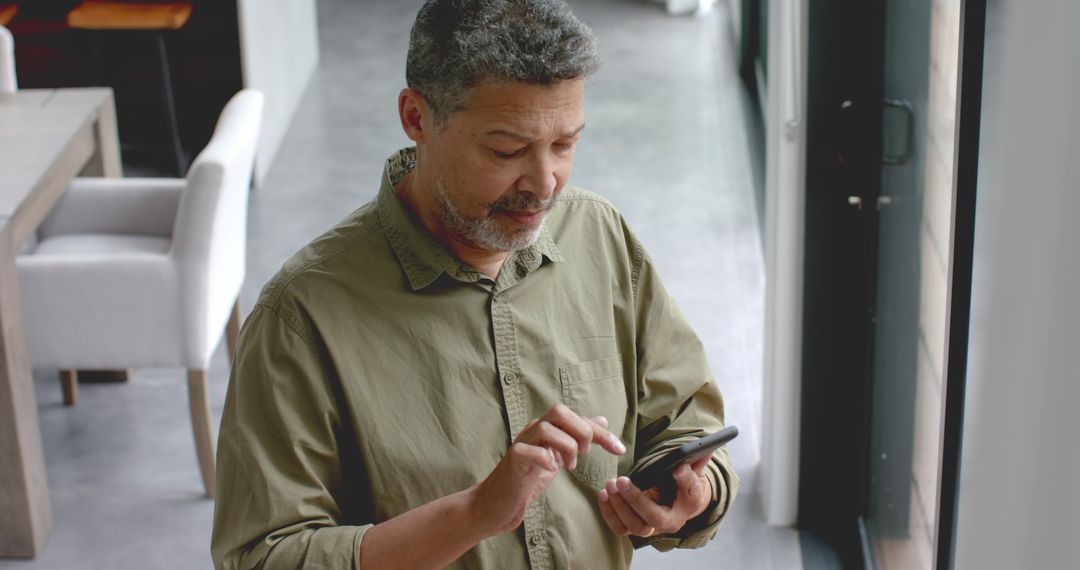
0 227 52 558
79 90 123 178
96 91 122 177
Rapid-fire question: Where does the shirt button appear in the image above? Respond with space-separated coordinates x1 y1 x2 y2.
502 372 517 385
529 534 541 547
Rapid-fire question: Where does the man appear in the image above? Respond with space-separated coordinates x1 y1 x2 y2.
211 1 738 568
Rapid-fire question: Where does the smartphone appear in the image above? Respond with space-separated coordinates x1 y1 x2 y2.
629 425 738 491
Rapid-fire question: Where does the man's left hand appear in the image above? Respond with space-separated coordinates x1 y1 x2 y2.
597 457 712 539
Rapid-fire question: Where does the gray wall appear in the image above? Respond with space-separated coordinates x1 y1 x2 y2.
953 1 1080 567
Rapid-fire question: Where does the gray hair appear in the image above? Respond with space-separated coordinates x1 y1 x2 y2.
406 0 600 126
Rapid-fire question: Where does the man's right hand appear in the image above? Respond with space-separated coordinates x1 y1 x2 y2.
468 403 627 536
358 404 627 568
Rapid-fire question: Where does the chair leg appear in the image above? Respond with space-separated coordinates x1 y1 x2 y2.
153 32 186 176
226 299 241 365
60 370 78 406
86 30 104 87
76 369 129 382
187 369 216 498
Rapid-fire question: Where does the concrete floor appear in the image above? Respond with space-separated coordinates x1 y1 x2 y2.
1 0 804 568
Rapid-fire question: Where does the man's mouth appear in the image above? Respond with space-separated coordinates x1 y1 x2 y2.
496 208 550 226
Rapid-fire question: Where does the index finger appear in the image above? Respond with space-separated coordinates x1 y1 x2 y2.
586 415 627 456
689 456 711 475
543 404 626 456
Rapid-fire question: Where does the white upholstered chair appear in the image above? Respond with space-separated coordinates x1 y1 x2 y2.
17 89 264 497
0 24 16 93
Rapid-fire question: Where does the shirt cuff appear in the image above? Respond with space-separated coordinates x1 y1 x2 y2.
353 524 376 569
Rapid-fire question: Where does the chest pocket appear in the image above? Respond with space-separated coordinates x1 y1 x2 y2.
558 356 627 486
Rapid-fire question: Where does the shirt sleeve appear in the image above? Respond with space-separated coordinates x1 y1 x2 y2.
625 238 741 551
211 304 373 569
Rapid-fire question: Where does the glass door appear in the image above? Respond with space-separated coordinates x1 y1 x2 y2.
863 0 962 567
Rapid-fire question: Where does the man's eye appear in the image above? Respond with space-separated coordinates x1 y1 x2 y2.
554 142 576 153
493 148 524 159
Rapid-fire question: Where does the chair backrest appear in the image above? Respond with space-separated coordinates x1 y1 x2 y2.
0 25 16 94
172 89 264 366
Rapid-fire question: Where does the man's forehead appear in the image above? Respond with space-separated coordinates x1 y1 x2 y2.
452 79 586 134
483 123 587 142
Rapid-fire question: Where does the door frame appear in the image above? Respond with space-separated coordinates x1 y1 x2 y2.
934 0 986 567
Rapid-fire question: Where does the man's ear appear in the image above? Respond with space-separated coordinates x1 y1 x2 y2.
399 88 431 143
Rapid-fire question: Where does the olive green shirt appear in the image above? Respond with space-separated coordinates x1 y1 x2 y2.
212 148 739 569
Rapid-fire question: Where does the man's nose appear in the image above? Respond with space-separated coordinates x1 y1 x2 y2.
517 152 559 201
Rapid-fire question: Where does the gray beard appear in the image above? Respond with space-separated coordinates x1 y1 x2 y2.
432 178 546 252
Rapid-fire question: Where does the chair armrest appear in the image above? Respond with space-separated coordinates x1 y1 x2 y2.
17 253 183 369
38 178 185 240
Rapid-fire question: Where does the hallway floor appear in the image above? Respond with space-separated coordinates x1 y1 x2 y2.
2 1 802 568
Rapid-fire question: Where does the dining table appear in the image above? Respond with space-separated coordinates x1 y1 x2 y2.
0 87 121 558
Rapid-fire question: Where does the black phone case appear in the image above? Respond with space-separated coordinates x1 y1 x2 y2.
628 425 738 491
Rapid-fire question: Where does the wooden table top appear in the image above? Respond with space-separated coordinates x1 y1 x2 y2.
0 88 113 224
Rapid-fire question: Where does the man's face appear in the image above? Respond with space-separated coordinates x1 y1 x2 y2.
420 79 586 252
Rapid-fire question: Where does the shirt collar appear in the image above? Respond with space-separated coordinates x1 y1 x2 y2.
376 147 563 291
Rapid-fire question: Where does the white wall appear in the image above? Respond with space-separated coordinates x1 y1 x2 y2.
952 1 1080 567
761 0 806 527
237 0 320 187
